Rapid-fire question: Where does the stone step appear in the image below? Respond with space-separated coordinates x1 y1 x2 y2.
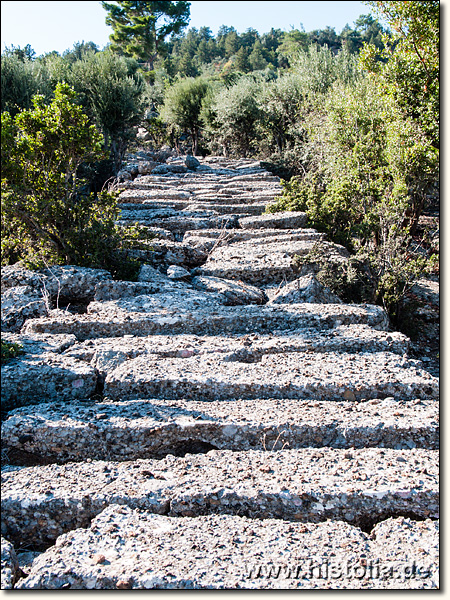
120 202 267 218
134 239 208 268
118 189 193 202
22 302 390 340
193 190 279 199
103 351 437 402
238 211 308 230
119 188 279 201
121 177 279 191
117 212 240 234
1 353 98 412
119 206 183 219
2 397 438 465
183 229 326 254
1 448 438 548
183 227 325 242
196 239 348 285
184 202 267 216
60 325 410 362
123 170 280 188
14 507 439 589
1 324 411 411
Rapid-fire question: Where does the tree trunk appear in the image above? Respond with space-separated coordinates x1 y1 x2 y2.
192 128 199 156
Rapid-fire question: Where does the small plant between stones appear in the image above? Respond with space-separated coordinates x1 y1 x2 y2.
1 341 24 364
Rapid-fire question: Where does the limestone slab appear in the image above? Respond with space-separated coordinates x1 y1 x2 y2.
1 448 439 548
239 211 308 229
14 508 439 589
191 276 268 305
197 239 348 285
1 353 98 411
1 332 77 356
1 536 21 589
22 303 390 339
104 351 437 402
60 326 410 364
1 397 438 465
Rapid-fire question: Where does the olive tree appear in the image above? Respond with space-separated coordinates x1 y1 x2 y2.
207 77 262 157
69 51 147 172
160 76 210 154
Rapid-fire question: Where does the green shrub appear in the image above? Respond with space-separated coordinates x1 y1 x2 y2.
69 52 146 172
0 53 39 116
206 76 262 157
1 341 24 363
160 77 211 154
268 76 437 246
271 75 439 329
289 44 360 95
1 83 153 279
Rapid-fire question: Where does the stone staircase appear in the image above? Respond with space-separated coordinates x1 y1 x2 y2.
1 157 439 589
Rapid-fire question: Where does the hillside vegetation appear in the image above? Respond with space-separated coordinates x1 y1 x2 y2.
1 0 439 328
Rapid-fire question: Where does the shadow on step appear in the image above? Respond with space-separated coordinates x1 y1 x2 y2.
360 512 435 535
1 439 219 467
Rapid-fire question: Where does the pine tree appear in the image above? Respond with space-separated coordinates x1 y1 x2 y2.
234 46 250 73
249 40 268 71
102 1 190 72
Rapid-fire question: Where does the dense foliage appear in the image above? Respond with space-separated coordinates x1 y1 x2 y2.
1 84 151 278
1 3 439 322
102 0 190 81
160 76 209 154
360 1 439 149
161 14 386 78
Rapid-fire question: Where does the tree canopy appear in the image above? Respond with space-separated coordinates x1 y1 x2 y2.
102 1 191 74
361 1 439 148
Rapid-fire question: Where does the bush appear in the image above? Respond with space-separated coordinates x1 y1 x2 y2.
0 53 39 116
290 44 360 96
255 46 361 175
69 52 146 173
268 75 438 328
206 76 262 157
160 77 211 155
269 77 437 245
1 83 152 279
258 73 305 155
1 341 23 364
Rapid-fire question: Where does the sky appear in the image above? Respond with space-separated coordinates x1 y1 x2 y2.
1 1 371 57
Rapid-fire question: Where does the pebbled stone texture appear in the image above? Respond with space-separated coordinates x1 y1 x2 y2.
191 276 268 305
22 302 390 339
56 326 411 365
1 397 438 465
0 156 439 589
1 286 48 332
14 507 439 589
1 536 21 589
239 211 308 230
1 353 98 412
196 239 349 285
1 448 438 549
103 350 438 402
269 274 343 304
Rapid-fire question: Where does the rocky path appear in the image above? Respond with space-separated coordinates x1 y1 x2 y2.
1 156 439 589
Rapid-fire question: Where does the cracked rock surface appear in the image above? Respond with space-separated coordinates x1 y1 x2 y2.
1 448 439 548
14 507 439 589
1 157 439 589
1 397 438 464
